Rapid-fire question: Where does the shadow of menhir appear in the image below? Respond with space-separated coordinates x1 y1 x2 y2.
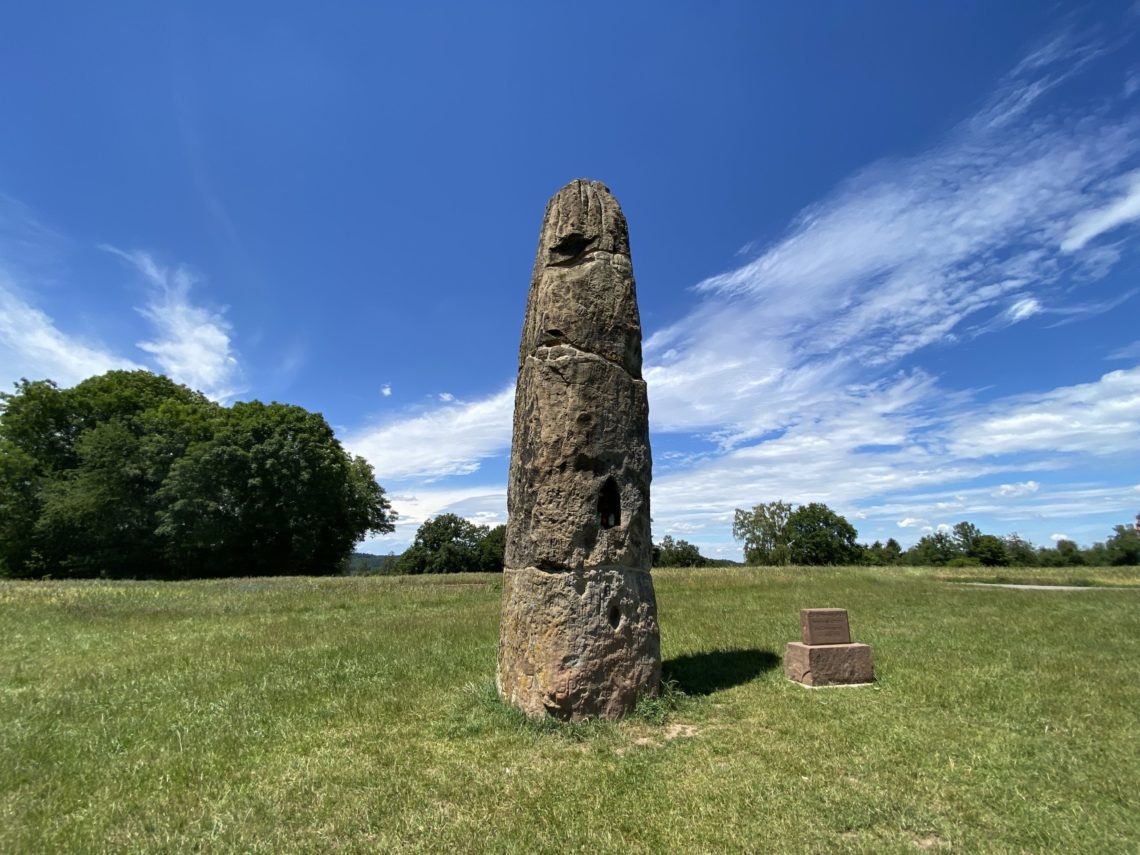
663 648 780 696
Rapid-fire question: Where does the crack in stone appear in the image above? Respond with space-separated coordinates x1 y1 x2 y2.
529 342 637 379
544 249 627 269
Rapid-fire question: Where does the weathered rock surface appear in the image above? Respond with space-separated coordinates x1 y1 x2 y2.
784 642 875 687
498 179 661 720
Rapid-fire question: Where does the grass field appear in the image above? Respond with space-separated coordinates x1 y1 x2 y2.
2 566 1138 853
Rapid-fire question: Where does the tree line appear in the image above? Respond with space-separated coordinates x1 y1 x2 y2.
732 501 1140 567
345 521 732 574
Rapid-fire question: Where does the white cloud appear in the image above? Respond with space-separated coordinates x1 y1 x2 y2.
0 199 142 388
381 384 392 397
1050 532 1069 542
1061 169 1140 252
1126 70 1140 99
438 392 455 402
897 517 926 528
1006 297 1042 323
993 481 1040 498
344 385 514 480
357 484 507 553
950 367 1140 458
857 481 1140 543
103 246 242 401
1107 340 1140 361
0 275 142 387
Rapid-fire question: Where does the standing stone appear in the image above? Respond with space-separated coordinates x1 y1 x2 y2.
497 179 661 720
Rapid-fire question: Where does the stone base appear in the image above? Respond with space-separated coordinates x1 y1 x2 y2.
784 642 874 687
498 565 661 720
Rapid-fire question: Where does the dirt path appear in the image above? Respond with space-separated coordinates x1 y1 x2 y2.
958 582 1134 591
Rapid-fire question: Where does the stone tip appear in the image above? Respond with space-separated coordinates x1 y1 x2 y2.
558 177 612 195
542 179 629 258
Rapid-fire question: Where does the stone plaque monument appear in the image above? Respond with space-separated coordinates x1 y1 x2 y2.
497 179 661 720
785 608 874 687
799 607 851 646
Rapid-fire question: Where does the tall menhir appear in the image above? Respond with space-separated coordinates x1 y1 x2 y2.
497 179 661 720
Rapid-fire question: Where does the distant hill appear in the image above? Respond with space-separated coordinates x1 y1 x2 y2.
341 552 401 575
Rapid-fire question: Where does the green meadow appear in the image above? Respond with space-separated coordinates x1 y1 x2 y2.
2 567 1137 853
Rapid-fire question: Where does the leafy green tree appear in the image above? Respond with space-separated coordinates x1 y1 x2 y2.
951 521 981 556
863 538 903 565
1105 524 1140 566
0 378 90 575
653 535 709 567
971 534 1009 567
1055 539 1086 566
883 537 902 562
475 524 507 572
1083 541 1109 566
732 501 793 565
783 503 861 565
0 439 41 576
904 531 958 566
1037 539 1086 567
1 372 211 577
36 419 161 577
158 401 393 577
1003 533 1037 566
397 514 491 574
0 379 79 473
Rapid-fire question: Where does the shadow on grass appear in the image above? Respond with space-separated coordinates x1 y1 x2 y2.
663 648 780 696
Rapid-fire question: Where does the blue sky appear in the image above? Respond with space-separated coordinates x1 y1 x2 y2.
2 2 1139 559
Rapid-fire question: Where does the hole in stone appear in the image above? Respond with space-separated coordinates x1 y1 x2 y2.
608 604 621 629
551 233 593 258
542 328 567 345
598 477 621 529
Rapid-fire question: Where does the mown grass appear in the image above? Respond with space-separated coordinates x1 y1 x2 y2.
1 567 1137 853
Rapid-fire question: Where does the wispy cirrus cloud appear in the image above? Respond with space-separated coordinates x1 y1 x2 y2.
646 107 1139 446
1061 168 1140 251
636 24 1140 550
1108 340 1140 360
102 246 243 402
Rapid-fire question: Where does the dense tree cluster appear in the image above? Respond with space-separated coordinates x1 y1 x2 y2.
0 371 395 579
392 514 505 573
733 501 860 565
652 535 711 567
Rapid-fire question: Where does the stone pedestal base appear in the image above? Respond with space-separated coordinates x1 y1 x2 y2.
785 642 874 687
498 565 661 720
